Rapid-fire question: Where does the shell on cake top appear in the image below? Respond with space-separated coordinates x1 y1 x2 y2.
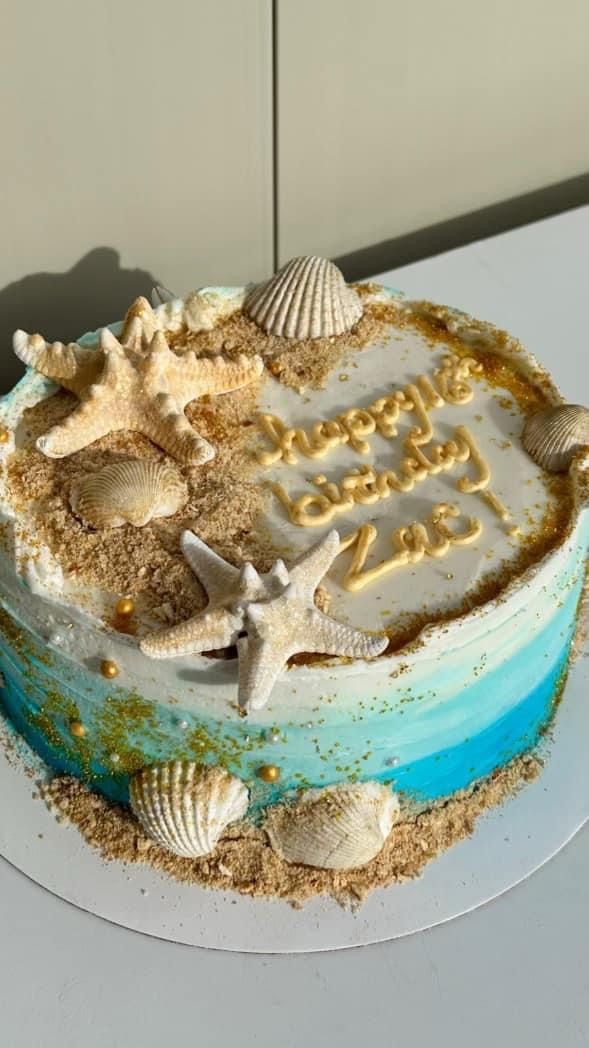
522 404 589 473
130 760 249 858
265 781 400 870
244 255 363 340
70 459 189 529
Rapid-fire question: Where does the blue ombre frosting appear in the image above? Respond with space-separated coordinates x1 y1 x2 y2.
0 511 586 812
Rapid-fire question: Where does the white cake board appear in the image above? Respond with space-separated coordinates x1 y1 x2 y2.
0 650 587 953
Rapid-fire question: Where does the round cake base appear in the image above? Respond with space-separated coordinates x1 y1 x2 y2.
0 651 587 954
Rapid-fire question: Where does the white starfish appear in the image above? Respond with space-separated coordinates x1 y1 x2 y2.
140 530 388 712
13 296 263 464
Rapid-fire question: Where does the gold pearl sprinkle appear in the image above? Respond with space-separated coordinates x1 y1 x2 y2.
115 597 135 617
69 720 86 738
0 425 10 444
100 659 119 679
256 764 281 783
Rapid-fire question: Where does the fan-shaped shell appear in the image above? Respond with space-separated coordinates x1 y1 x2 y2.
244 256 363 340
522 404 589 473
265 781 399 870
130 761 249 858
70 459 188 529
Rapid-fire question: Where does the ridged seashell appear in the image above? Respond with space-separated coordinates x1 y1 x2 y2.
522 404 589 472
70 459 188 529
244 255 363 340
130 761 249 858
265 781 399 870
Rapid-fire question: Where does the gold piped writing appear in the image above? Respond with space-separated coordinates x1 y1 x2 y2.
254 350 511 594
256 355 483 467
482 489 510 521
338 504 482 592
269 424 490 528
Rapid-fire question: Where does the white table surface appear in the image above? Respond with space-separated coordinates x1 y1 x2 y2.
1 207 588 1047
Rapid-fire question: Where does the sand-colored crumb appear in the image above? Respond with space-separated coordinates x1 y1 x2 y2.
4 298 400 621
39 753 541 906
168 299 402 392
6 381 274 624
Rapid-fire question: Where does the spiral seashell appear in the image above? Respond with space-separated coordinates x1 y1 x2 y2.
70 459 188 529
522 404 589 473
244 255 363 340
265 781 399 870
130 761 249 858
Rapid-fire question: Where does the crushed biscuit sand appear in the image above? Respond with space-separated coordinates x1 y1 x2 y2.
4 299 400 627
39 754 541 907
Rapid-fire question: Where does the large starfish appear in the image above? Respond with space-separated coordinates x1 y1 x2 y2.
12 296 263 464
140 530 388 712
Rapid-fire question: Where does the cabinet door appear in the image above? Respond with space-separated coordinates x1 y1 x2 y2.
276 0 589 266
0 0 273 389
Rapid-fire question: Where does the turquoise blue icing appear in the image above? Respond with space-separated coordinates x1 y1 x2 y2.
377 644 569 801
0 553 583 812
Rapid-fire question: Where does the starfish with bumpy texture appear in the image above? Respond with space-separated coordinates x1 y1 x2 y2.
140 530 388 712
12 296 263 464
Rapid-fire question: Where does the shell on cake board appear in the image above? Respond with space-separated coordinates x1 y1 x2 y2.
130 761 249 858
70 459 188 529
265 781 400 870
522 404 589 472
244 255 363 340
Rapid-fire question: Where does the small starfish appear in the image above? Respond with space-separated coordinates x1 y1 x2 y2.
140 530 388 712
12 296 263 464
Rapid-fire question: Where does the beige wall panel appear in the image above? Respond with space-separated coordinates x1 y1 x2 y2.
276 0 589 263
0 0 272 386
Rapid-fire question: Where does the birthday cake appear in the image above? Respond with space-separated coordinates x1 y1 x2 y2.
0 255 587 903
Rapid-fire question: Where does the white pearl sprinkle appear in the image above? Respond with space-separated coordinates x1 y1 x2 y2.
385 756 400 768
110 753 121 765
50 631 63 646
177 719 189 730
266 728 281 744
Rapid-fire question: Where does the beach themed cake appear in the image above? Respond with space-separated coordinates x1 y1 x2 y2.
0 255 587 904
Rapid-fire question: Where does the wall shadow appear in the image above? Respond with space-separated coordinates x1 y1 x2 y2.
0 248 159 393
334 172 589 282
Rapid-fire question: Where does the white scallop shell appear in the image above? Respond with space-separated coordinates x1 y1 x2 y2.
522 404 589 472
265 781 399 870
130 761 249 858
244 255 363 340
70 459 188 529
